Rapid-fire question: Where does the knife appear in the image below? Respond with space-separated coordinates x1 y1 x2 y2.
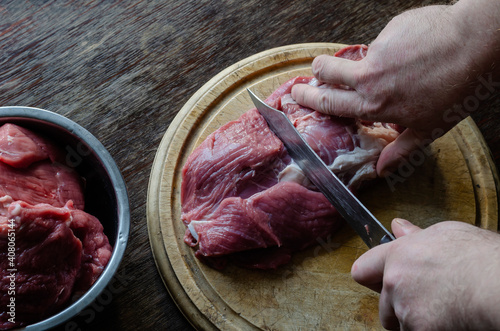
247 88 394 248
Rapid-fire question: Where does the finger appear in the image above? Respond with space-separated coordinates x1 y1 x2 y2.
376 128 431 177
291 83 365 117
391 218 422 238
312 54 359 87
379 289 400 330
351 242 391 293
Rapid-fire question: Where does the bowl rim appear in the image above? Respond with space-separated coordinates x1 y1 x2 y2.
0 106 130 330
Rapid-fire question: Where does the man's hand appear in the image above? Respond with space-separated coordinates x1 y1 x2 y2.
351 219 500 330
292 1 500 176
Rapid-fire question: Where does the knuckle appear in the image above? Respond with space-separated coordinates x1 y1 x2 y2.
351 63 365 85
382 271 399 293
358 97 382 120
317 91 333 113
381 247 403 293
356 81 389 120
349 56 371 86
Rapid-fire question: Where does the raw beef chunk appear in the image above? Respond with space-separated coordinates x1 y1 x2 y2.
69 205 113 293
0 161 85 210
0 123 84 210
0 197 82 329
0 123 63 168
0 196 113 329
181 45 400 269
0 123 112 329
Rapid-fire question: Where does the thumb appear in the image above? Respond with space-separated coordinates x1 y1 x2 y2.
376 128 431 177
391 218 421 238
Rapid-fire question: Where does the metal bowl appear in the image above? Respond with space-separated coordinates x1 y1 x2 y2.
0 106 130 330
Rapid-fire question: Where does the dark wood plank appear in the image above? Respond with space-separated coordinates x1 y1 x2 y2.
0 1 497 330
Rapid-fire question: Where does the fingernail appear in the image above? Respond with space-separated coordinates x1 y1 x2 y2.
311 56 323 76
394 218 409 227
291 84 305 103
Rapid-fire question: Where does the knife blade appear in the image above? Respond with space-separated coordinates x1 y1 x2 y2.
247 88 394 248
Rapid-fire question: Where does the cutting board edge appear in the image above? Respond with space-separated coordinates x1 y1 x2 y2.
148 43 498 327
452 118 499 231
147 116 219 331
147 43 346 331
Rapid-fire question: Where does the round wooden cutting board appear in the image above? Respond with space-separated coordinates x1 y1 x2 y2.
147 43 499 330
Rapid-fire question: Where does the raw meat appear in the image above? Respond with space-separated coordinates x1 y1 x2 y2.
0 123 85 210
0 197 112 329
69 205 113 293
0 197 82 329
0 123 63 168
0 162 85 210
0 124 112 329
181 45 400 269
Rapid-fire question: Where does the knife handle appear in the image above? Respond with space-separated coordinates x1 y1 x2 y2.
380 234 394 245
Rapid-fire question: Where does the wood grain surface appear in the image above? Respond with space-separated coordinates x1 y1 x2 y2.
147 43 498 331
0 1 499 330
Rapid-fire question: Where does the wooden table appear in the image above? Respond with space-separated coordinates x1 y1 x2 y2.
1 1 498 330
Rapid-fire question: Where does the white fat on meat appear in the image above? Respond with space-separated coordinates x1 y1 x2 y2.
281 94 297 106
278 121 399 189
331 122 399 187
0 196 17 238
0 195 13 215
188 222 199 242
278 162 315 190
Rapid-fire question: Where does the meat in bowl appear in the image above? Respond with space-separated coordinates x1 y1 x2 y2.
0 123 112 330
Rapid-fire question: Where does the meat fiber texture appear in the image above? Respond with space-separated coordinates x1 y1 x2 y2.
0 123 85 209
0 123 112 330
181 45 401 270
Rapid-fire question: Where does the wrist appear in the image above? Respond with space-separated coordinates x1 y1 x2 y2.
451 0 500 78
463 229 500 329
